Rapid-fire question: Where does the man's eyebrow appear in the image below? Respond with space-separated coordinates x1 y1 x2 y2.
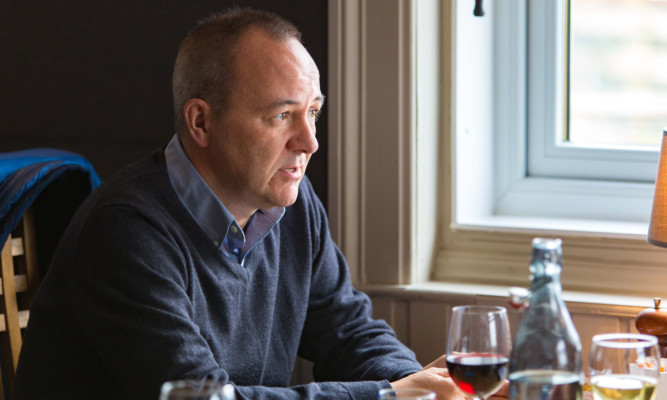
264 95 326 111
266 99 298 110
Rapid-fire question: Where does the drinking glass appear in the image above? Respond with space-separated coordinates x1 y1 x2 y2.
445 305 511 400
589 333 660 400
159 379 234 400
377 388 436 399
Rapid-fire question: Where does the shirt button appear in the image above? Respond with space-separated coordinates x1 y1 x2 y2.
230 225 238 234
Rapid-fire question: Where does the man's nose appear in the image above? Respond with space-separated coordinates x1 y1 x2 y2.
288 114 319 155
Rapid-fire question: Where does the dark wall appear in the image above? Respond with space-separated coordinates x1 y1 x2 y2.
0 1 328 207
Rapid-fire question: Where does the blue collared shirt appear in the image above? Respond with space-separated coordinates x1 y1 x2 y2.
164 135 284 265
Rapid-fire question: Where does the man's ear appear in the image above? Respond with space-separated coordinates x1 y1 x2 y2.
183 98 214 148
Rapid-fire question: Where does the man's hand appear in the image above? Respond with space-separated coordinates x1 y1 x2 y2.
390 355 509 399
390 364 464 399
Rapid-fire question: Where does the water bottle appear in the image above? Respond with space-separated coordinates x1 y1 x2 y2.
508 238 582 400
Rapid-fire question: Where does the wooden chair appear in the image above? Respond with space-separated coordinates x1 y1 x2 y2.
0 207 40 399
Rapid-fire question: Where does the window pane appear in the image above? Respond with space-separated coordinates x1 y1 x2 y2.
567 0 667 148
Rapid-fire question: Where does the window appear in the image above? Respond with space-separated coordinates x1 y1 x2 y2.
566 0 667 149
437 0 667 296
457 0 662 227
528 0 667 183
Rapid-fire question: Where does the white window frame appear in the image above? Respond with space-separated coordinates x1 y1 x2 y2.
327 0 667 300
451 0 666 297
527 0 659 183
490 0 657 224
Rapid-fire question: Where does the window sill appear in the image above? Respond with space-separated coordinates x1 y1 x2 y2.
490 177 654 225
434 218 667 299
361 282 651 311
455 214 648 239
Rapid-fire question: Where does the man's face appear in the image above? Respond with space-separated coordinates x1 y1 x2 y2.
205 29 323 217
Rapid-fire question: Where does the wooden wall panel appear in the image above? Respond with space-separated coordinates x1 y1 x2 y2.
408 301 449 364
391 300 411 347
371 297 410 345
371 297 394 325
572 313 623 372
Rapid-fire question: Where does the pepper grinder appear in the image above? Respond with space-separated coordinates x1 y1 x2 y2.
635 297 667 358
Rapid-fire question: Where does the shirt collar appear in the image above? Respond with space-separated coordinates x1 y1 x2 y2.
164 134 284 260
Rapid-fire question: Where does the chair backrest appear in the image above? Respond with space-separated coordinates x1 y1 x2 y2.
0 207 39 399
0 148 101 398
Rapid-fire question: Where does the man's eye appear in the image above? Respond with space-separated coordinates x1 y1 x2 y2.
273 112 288 121
308 109 320 122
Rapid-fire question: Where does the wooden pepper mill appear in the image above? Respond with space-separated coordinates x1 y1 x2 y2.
636 297 667 357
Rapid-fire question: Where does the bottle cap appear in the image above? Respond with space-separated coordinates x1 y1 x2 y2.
508 287 530 309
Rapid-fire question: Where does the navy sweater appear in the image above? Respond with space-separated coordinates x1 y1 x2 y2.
13 151 422 400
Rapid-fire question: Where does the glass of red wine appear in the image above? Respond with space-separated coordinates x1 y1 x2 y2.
445 305 511 400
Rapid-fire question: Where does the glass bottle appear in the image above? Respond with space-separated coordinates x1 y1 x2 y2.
508 238 582 400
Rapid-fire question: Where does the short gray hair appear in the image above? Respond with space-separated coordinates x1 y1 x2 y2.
171 8 302 135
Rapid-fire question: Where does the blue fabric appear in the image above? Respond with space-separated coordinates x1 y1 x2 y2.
0 148 101 247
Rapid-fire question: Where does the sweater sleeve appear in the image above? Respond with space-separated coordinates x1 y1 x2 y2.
295 180 423 392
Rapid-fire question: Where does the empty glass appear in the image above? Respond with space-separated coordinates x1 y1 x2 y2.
159 379 235 400
377 388 436 399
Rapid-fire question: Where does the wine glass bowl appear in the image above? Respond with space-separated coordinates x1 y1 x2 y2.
589 333 660 400
445 305 511 400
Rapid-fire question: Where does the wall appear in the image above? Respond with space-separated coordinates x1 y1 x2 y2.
0 1 328 206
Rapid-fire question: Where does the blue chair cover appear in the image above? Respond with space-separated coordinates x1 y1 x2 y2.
0 148 101 248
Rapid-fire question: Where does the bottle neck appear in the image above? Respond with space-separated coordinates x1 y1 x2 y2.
529 247 563 289
529 275 562 300
531 271 561 286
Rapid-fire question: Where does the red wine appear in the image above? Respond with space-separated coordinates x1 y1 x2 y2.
446 353 509 397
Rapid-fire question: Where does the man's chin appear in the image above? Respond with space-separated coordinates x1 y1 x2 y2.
266 188 300 209
267 180 302 207
278 193 299 208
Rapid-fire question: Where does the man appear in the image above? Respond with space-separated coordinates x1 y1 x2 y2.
13 9 507 400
